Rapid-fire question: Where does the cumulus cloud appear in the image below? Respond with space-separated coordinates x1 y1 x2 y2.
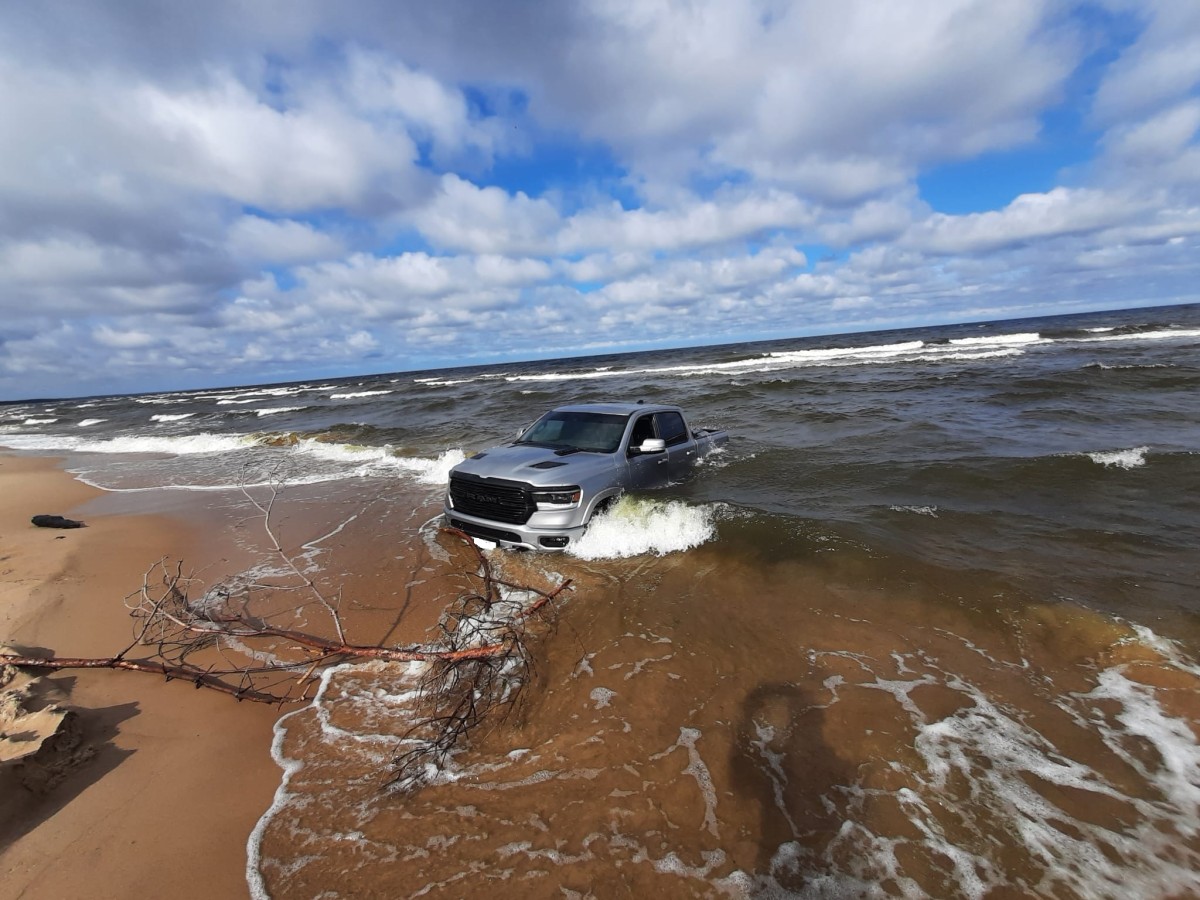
1091 0 1200 123
227 216 344 264
1 1 1198 399
901 187 1150 255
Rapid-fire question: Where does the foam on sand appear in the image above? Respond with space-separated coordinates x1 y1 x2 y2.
569 497 718 560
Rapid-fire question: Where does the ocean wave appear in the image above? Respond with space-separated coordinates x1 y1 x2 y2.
0 431 256 456
1084 363 1172 370
569 497 719 560
212 387 311 402
330 390 393 400
77 419 106 427
1079 327 1200 344
150 413 194 422
912 348 1025 363
890 505 940 517
497 335 1048 384
1086 447 1149 469
22 418 58 425
294 440 464 485
251 407 305 417
948 332 1042 348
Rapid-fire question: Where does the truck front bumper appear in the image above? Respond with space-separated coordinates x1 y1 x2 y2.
442 506 589 551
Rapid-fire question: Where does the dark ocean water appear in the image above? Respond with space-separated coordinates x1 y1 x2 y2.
3 304 1199 897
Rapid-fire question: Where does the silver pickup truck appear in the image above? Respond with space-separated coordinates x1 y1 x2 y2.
444 402 728 550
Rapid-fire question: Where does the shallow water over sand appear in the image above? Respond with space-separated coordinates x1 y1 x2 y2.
243 500 1200 898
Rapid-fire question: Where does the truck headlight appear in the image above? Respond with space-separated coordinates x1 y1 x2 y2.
532 487 582 509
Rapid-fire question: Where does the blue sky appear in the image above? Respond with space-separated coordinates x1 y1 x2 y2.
1 0 1198 399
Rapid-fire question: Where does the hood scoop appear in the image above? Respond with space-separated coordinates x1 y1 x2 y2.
529 460 567 469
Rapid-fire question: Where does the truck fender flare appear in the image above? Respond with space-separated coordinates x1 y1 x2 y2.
585 490 623 522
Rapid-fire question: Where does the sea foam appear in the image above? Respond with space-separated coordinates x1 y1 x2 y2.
0 432 254 456
294 440 464 485
569 497 718 560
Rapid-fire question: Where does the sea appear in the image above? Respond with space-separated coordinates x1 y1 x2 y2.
2 303 1199 898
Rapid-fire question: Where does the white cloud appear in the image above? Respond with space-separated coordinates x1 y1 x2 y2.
92 325 160 350
1104 99 1200 164
2 1 1199 399
1091 0 1200 123
558 189 813 253
130 75 420 212
342 49 505 169
900 187 1150 255
227 216 344 264
411 175 561 254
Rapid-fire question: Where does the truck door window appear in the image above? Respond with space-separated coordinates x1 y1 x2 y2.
628 415 656 454
655 411 688 446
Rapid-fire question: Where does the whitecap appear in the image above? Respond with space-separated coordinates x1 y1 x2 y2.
329 390 393 400
253 407 304 417
948 332 1042 348
1080 327 1200 344
890 505 939 517
1086 447 1149 469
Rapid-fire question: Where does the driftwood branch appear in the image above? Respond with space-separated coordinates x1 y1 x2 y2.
1 530 571 709
386 527 571 789
3 469 573 786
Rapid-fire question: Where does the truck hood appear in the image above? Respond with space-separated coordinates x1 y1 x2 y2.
450 443 617 486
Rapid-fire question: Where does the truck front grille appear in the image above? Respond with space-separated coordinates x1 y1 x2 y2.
449 474 535 524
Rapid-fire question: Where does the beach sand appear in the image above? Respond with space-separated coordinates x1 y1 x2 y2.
0 454 279 900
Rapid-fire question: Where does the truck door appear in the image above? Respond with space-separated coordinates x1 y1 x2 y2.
654 411 696 482
625 412 669 489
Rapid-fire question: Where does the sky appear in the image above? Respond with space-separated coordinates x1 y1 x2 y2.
1 1 1198 400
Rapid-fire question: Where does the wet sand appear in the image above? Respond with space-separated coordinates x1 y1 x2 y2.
0 454 278 900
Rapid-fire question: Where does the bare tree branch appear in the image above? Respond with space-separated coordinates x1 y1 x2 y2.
3 473 574 788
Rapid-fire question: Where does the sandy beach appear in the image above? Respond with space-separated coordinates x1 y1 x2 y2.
1 454 279 900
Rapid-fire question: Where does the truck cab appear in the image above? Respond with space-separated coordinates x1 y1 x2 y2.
444 402 727 550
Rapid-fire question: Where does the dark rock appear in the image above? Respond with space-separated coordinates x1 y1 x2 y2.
31 515 85 529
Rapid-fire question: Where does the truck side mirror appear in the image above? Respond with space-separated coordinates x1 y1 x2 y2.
638 438 667 454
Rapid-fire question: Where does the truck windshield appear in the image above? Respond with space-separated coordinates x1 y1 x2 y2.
516 411 630 453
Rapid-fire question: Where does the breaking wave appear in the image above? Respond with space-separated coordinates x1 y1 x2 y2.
1087 447 1149 469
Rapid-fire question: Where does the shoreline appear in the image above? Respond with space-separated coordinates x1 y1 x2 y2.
1 453 279 900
